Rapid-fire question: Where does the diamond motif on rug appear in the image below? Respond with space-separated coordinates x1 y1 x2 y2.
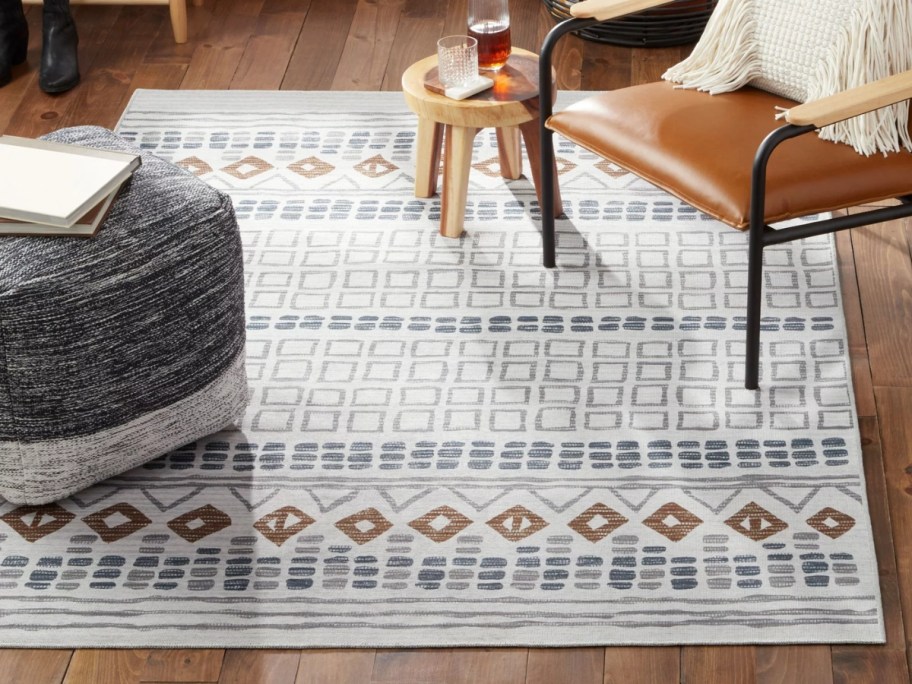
336 507 393 544
167 504 232 542
725 502 788 541
353 154 398 178
408 505 473 542
806 507 856 539
1 504 75 542
487 505 548 541
643 503 703 542
222 156 273 180
254 506 315 546
569 503 628 542
288 156 335 179
82 503 152 542
175 156 213 177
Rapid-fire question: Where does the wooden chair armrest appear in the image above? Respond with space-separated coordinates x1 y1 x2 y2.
569 0 675 22
784 70 912 128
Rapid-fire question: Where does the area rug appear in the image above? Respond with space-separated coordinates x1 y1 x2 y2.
0 91 883 647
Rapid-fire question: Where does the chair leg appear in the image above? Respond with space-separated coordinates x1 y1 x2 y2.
539 123 557 269
744 219 764 390
169 0 188 44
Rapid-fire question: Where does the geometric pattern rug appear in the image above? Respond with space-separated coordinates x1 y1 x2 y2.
0 91 882 647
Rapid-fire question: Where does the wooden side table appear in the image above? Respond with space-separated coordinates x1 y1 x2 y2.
401 47 563 238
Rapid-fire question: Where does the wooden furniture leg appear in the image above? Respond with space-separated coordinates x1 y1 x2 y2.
440 125 478 238
520 118 563 217
414 117 444 198
496 126 522 180
169 0 188 44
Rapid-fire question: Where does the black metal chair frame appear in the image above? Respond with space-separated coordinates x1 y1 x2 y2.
539 17 912 390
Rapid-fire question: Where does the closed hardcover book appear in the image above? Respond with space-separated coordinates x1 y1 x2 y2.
0 135 140 229
0 181 125 237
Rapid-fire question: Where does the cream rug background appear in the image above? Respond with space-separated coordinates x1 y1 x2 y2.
0 91 882 647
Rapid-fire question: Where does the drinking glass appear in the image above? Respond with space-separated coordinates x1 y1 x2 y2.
468 0 511 71
437 35 479 89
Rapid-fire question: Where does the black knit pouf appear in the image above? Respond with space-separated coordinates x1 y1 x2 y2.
0 127 248 504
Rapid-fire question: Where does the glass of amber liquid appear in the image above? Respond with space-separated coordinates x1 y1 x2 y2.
468 0 511 71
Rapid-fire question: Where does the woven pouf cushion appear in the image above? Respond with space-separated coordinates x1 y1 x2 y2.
0 126 248 504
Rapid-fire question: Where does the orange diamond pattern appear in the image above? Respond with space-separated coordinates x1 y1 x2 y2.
408 505 473 542
288 156 335 179
167 504 232 543
82 503 151 543
175 156 213 176
1 503 75 542
643 503 703 542
725 502 788 541
569 503 628 542
487 505 548 542
336 508 393 545
222 156 273 180
353 154 398 178
806 507 856 540
254 506 315 546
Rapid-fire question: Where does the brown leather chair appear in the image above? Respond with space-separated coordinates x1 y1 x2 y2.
538 0 912 390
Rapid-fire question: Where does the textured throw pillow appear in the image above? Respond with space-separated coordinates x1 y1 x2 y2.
662 0 912 156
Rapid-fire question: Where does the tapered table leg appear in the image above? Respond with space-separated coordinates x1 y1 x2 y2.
414 117 444 198
440 125 478 239
496 126 523 180
520 118 563 218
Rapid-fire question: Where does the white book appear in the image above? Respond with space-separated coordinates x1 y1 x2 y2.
0 135 141 228
0 181 125 237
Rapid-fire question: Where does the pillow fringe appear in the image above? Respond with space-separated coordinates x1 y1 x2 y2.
811 0 912 156
663 0 912 156
661 0 760 94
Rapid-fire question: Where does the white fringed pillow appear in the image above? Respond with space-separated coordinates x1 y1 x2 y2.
662 0 912 156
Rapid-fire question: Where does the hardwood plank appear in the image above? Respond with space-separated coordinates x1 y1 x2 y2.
445 648 527 684
508 0 544 54
526 648 604 684
371 649 451 683
140 650 224 682
835 228 876 417
230 0 311 90
64 650 151 684
218 650 300 684
4 5 122 138
682 647 755 684
851 219 912 385
142 0 214 65
295 649 375 684
0 649 72 684
380 0 447 91
56 5 165 131
181 0 265 90
603 647 679 684
831 650 910 684
755 645 832 684
332 0 405 91
281 0 359 90
581 41 632 92
872 388 912 674
629 45 682 84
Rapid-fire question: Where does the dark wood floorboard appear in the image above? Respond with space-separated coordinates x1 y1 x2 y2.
1 1 910 682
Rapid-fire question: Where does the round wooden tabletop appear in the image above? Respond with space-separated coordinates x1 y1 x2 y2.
401 47 550 128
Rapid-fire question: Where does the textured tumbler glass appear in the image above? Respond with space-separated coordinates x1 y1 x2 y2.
436 35 479 89
468 0 511 71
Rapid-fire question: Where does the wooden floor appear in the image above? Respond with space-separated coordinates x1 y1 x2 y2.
2 0 911 682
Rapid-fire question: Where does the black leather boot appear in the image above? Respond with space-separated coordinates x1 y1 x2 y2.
40 0 79 93
0 0 28 89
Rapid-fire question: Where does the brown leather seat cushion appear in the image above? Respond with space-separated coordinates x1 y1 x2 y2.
547 81 912 229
